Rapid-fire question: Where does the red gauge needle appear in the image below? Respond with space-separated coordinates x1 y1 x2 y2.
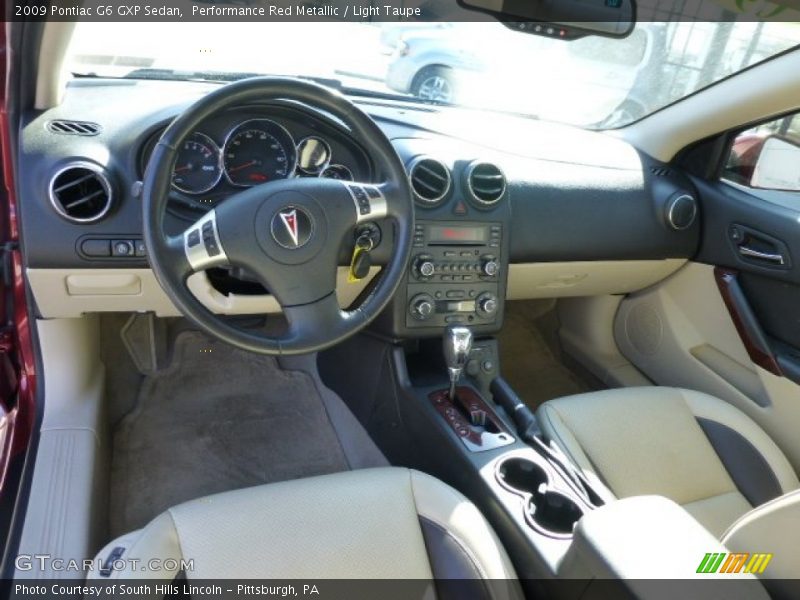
174 164 191 173
228 160 257 173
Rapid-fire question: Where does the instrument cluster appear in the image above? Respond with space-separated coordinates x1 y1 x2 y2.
171 118 356 194
140 108 366 214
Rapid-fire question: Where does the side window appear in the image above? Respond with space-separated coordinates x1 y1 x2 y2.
723 112 800 192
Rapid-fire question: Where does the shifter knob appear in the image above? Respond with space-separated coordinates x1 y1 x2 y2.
444 325 473 400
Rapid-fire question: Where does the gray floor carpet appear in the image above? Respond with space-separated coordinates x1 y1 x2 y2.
109 331 349 537
498 300 595 411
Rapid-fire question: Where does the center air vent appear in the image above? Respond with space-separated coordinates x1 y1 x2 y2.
49 163 113 223
47 120 102 136
409 157 451 206
466 161 506 208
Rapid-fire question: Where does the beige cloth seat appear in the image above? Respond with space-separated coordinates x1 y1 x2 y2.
91 467 521 596
537 387 800 597
536 387 799 538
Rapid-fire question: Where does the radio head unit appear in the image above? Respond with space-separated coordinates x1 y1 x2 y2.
406 221 505 329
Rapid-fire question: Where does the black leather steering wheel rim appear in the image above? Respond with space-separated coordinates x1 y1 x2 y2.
142 77 414 355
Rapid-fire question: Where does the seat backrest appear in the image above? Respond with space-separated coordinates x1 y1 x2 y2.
722 489 800 600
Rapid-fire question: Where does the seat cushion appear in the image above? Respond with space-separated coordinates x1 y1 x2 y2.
536 387 798 537
90 467 519 587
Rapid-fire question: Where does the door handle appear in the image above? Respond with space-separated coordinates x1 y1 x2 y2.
738 246 786 265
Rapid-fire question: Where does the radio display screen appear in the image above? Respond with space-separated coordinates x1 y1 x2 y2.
428 225 488 245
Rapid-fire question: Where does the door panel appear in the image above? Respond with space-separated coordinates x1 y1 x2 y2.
693 174 800 385
739 272 800 351
694 177 800 286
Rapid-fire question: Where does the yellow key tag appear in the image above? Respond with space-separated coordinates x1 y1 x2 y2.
348 246 366 283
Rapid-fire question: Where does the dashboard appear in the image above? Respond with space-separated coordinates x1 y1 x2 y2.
18 78 701 330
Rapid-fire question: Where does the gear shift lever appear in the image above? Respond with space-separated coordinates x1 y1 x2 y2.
444 325 473 401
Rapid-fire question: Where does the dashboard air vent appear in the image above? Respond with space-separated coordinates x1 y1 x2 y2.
650 166 672 177
49 163 113 223
466 161 506 207
409 157 451 206
47 120 102 136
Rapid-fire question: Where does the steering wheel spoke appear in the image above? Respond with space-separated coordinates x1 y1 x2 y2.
153 233 193 283
282 293 362 352
181 209 230 273
342 181 390 224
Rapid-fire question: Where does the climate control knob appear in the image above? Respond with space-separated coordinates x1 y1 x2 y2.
482 260 499 277
410 294 435 320
476 293 498 317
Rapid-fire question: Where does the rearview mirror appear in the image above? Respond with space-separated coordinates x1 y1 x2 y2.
751 136 800 191
457 0 636 39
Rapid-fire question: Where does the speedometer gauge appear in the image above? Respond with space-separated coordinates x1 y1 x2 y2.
172 132 222 194
223 119 296 187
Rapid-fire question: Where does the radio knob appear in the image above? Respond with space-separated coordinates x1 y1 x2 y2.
419 261 435 277
410 294 435 320
482 260 499 277
414 256 435 278
476 293 498 317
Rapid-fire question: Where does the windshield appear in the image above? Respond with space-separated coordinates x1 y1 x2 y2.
66 20 799 129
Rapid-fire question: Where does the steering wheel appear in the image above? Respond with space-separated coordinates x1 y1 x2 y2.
142 78 414 355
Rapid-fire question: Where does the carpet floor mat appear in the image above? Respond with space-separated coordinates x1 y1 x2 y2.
498 301 595 411
109 331 349 536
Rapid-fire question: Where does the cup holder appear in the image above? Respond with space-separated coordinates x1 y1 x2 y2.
526 490 584 535
497 457 549 495
497 457 584 537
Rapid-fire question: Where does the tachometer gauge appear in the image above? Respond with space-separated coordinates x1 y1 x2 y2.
321 164 354 181
172 132 222 194
296 136 331 175
223 119 296 187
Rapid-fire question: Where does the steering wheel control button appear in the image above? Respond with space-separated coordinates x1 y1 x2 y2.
270 206 314 250
345 183 388 223
201 221 221 256
205 239 220 257
184 210 228 271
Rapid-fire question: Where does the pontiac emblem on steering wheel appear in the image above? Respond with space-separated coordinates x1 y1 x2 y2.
271 206 313 249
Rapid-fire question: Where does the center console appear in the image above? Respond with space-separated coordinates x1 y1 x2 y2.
321 323 774 599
